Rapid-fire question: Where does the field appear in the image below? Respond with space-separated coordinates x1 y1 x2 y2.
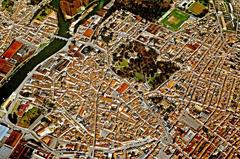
188 2 206 15
161 9 190 31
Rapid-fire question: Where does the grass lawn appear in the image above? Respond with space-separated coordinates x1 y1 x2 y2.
135 72 145 81
161 9 190 31
188 2 206 16
147 73 160 87
115 59 129 70
11 101 20 114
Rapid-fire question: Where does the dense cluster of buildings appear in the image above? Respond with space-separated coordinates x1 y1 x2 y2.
0 123 54 159
213 0 240 32
0 0 239 158
0 0 58 86
60 0 90 19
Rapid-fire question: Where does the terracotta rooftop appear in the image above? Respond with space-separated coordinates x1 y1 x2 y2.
83 28 94 38
2 40 23 59
0 59 14 75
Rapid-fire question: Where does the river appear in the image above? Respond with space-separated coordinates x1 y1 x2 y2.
0 0 106 104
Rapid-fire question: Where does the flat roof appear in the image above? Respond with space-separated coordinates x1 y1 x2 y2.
0 124 9 140
0 145 12 159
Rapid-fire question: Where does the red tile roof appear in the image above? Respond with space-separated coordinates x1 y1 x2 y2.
2 40 23 59
97 9 107 17
18 102 30 117
116 83 129 94
5 130 22 147
83 28 94 38
0 59 14 75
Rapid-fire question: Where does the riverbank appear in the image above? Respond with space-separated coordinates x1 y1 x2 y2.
0 0 69 104
0 0 108 104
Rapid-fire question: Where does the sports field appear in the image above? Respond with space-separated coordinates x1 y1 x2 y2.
161 9 190 31
188 2 206 15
